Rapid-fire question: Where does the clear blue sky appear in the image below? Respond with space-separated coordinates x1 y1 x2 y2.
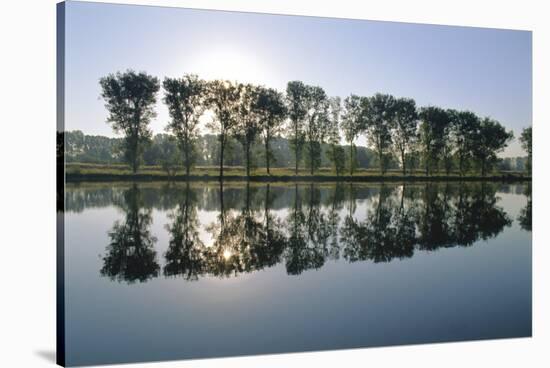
64 1 532 156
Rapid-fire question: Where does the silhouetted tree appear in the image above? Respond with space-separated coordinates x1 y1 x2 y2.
99 70 160 173
285 81 308 175
205 80 242 179
391 97 418 175
449 110 480 176
418 107 452 176
255 87 287 175
163 74 206 176
471 118 513 176
363 93 396 174
341 94 365 175
234 83 261 178
304 86 330 175
326 97 346 176
520 126 532 175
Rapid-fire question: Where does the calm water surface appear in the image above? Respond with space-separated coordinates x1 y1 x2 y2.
63 181 531 366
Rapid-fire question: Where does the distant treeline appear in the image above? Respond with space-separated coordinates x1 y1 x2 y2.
64 130 529 173
64 130 386 169
60 70 532 178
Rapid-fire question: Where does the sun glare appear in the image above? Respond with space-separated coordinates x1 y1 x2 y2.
186 45 269 84
223 249 233 260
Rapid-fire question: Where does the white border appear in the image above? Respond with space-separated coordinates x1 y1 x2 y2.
1 1 548 367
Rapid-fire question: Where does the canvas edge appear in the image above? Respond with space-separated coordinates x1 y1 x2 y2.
56 1 66 367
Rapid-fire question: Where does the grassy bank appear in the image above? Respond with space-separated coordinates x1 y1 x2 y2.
64 163 531 182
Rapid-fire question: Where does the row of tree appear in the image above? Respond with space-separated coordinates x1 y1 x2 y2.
99 70 531 178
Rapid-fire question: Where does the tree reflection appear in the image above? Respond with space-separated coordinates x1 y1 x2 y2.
284 184 331 275
164 182 205 280
204 182 286 277
96 181 522 283
341 185 415 263
100 184 160 284
518 183 531 232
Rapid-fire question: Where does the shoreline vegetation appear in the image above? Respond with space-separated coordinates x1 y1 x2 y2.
59 71 533 182
65 163 530 183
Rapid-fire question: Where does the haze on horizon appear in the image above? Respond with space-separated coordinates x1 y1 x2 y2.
64 1 532 157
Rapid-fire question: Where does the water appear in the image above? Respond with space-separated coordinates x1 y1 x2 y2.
62 181 531 366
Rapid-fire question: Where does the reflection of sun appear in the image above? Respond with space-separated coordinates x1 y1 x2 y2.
186 45 269 84
223 249 232 260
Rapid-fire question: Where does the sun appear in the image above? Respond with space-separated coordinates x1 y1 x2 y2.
223 249 233 260
185 44 269 84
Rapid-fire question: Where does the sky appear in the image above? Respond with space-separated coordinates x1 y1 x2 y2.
64 1 532 157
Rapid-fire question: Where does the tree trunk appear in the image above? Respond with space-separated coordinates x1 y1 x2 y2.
219 180 225 225
184 139 190 177
349 144 354 176
310 141 314 176
294 124 299 176
219 135 224 180
401 149 406 176
425 153 429 176
245 143 250 179
265 137 270 175
132 137 139 174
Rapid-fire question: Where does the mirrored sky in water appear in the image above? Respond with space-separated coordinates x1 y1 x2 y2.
62 182 531 366
64 1 532 156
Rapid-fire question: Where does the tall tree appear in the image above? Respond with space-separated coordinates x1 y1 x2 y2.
391 97 418 175
285 81 308 175
448 110 480 177
205 80 242 179
363 93 396 175
99 70 160 173
255 87 287 175
418 107 452 176
341 94 365 175
234 83 261 178
519 126 532 175
162 74 206 176
471 118 513 176
326 97 346 176
304 85 330 175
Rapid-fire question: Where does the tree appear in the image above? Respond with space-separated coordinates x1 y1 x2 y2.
391 97 418 175
99 70 160 173
418 107 452 176
363 93 396 175
205 80 242 179
441 122 455 175
285 81 308 175
234 83 261 178
326 97 346 176
304 85 330 175
162 74 206 176
255 87 287 175
471 118 513 176
448 110 480 176
519 126 532 174
341 94 365 175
